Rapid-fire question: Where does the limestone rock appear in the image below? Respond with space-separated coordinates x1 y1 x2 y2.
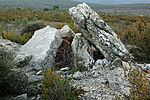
69 3 132 61
14 52 32 68
20 25 62 69
60 25 75 42
73 71 83 80
0 38 21 51
71 33 94 68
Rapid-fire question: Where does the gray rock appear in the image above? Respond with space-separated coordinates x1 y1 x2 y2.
73 71 83 80
72 33 94 69
60 25 75 42
69 3 132 61
0 38 21 51
20 25 62 69
14 52 32 68
28 75 43 83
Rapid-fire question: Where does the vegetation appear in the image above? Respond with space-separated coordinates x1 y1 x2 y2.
0 48 26 97
125 63 150 100
2 29 30 44
21 20 46 36
120 18 150 63
42 68 76 100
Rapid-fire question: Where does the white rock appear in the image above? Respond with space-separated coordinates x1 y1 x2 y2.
60 25 75 41
73 71 83 80
72 33 94 69
69 3 132 61
60 67 70 71
20 25 62 69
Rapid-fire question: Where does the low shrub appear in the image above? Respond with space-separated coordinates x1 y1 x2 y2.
125 64 150 100
118 18 150 63
2 29 30 44
53 23 66 29
42 68 76 100
21 20 46 37
0 48 28 97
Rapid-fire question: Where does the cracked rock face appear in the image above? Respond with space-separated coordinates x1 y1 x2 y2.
69 3 132 61
71 33 94 68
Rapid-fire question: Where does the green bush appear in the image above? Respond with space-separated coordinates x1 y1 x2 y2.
21 20 46 37
0 48 28 97
2 29 31 44
42 68 76 100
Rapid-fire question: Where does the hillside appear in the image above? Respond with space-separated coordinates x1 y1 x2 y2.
0 0 79 10
0 0 150 16
74 0 150 4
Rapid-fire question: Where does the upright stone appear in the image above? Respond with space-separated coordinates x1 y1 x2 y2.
71 33 94 69
69 3 132 61
20 25 62 70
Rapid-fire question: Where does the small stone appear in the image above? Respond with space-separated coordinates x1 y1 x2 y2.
83 87 90 92
36 70 42 75
73 71 83 80
28 75 43 83
60 67 70 71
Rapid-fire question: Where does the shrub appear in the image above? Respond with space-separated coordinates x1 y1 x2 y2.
2 29 30 44
126 18 150 63
53 23 66 29
53 6 59 11
21 20 46 37
125 64 150 100
0 48 28 97
42 68 76 100
69 22 79 33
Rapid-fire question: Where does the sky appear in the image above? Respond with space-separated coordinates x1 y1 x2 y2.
74 0 150 4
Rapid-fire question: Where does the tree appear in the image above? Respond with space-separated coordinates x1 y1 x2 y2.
53 6 59 11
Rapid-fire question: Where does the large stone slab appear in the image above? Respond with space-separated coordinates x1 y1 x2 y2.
71 33 94 69
20 25 62 69
69 3 132 61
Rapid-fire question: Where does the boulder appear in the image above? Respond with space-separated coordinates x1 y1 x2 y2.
20 25 62 70
60 25 75 42
14 52 32 68
69 3 132 61
0 38 21 51
73 71 83 80
71 33 94 69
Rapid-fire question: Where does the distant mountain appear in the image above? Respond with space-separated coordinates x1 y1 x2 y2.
74 0 150 4
0 0 79 10
0 0 150 16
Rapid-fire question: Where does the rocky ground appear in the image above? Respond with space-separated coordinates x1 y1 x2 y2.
0 3 150 100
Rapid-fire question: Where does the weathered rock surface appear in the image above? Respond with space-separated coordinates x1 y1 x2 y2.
60 25 75 42
72 33 94 68
73 60 130 100
14 52 32 68
0 38 21 51
20 25 62 69
69 3 132 61
0 38 31 68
